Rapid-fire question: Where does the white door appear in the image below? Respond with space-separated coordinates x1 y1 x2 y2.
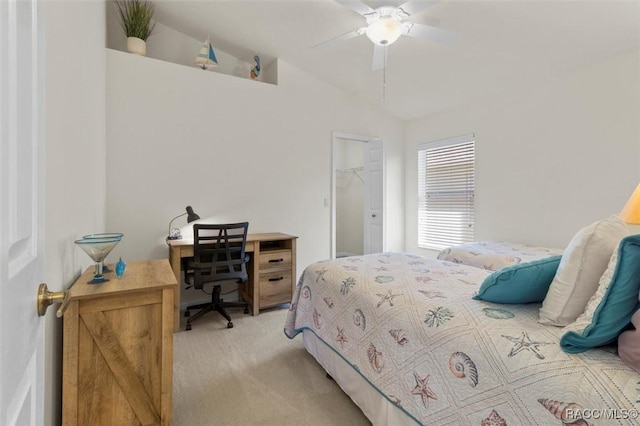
331 133 384 258
363 139 384 254
0 1 46 424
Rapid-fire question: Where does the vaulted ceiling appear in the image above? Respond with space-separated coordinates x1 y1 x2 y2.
153 0 640 120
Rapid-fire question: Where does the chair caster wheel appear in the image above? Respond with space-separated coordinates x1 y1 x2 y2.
244 307 249 314
184 310 190 317
227 322 233 328
186 323 192 331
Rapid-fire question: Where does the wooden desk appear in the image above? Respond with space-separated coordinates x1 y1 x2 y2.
63 260 176 425
168 232 297 330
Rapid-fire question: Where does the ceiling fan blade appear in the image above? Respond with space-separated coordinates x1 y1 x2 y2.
334 0 375 17
311 28 366 49
371 44 386 71
403 22 460 45
397 0 441 17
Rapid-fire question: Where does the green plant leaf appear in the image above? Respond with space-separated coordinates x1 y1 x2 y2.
114 0 156 41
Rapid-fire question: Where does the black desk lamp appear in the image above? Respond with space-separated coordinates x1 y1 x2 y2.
167 206 201 240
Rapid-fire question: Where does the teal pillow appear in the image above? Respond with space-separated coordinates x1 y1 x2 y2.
560 234 640 354
472 255 562 303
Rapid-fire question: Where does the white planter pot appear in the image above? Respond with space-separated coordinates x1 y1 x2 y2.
127 37 146 56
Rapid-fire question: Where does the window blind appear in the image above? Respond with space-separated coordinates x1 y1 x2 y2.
418 135 475 250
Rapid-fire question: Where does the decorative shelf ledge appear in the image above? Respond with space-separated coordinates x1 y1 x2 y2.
106 20 277 85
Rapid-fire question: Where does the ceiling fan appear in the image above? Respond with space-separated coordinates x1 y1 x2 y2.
313 0 459 71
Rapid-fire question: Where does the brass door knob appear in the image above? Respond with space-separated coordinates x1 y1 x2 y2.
36 283 70 318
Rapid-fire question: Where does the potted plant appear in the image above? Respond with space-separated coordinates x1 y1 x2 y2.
114 0 156 56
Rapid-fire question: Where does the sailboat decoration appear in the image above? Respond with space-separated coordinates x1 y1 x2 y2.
195 36 218 70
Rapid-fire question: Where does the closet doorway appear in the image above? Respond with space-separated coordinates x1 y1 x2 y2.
331 133 384 259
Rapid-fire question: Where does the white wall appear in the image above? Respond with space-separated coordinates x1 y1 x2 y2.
105 50 404 274
405 48 640 257
44 1 106 424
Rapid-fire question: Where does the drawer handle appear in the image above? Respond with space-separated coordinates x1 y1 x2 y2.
268 277 284 282
268 258 284 263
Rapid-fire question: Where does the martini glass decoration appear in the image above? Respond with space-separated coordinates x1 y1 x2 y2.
82 233 123 273
83 232 124 240
74 236 121 284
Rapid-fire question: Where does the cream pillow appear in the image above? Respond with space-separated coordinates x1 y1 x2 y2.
538 215 628 326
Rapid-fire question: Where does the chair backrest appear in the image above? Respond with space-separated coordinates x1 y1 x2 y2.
192 222 249 286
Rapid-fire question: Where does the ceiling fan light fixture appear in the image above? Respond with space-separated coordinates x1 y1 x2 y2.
366 17 403 46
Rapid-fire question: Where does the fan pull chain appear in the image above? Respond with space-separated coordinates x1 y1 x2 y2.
382 46 387 103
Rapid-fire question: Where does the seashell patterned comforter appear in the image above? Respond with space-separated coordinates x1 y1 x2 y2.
437 241 564 271
284 252 640 425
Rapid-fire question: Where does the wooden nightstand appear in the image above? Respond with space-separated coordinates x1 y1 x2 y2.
62 259 176 425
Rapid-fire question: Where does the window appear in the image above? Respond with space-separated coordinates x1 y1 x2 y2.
418 134 475 250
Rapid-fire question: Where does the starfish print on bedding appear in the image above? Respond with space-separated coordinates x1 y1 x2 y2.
376 290 402 308
336 326 348 348
501 331 551 360
411 371 437 408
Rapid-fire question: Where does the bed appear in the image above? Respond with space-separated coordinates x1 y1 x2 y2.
284 251 640 425
436 241 563 271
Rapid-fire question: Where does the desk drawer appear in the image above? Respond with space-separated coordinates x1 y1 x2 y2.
259 271 292 307
259 250 292 271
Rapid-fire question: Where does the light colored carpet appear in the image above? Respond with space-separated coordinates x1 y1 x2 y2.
173 307 371 426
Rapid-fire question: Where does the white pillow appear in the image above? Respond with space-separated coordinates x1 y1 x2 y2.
562 247 618 335
538 215 628 326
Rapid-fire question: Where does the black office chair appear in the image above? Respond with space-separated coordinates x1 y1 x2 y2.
184 223 251 330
